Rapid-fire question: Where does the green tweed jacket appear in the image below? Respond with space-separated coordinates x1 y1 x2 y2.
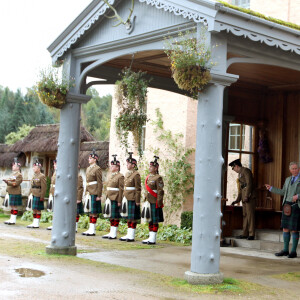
271 176 300 208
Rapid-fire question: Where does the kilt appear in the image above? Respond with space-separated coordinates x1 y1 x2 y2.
9 194 22 206
90 195 102 214
77 201 84 215
281 202 300 231
150 203 164 224
127 200 141 220
109 200 121 219
32 196 44 211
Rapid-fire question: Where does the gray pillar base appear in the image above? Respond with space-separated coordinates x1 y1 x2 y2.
45 245 77 256
184 271 224 285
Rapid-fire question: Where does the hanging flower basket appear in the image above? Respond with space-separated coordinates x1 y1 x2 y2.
36 67 74 109
164 28 216 98
172 65 211 97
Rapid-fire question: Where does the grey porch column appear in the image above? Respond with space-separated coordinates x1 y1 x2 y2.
185 72 237 284
46 92 91 256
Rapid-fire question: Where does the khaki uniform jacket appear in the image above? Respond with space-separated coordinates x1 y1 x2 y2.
145 174 164 207
271 175 300 208
49 170 56 195
106 172 124 204
236 167 255 203
77 174 84 202
85 164 102 197
6 171 23 195
30 172 46 198
124 171 141 203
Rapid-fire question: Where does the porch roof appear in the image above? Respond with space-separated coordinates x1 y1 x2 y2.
48 0 300 64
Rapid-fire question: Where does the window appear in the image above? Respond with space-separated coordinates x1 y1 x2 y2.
231 0 250 9
229 123 245 150
226 123 255 202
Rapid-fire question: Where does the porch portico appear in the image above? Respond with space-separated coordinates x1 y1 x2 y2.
46 0 300 284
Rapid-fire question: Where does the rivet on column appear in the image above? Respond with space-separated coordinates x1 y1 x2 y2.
62 231 69 238
64 197 70 204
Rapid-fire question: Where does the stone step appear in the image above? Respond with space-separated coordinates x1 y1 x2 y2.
232 229 284 243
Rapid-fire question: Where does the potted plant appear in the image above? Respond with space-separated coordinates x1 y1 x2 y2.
164 27 215 98
36 66 74 109
115 68 150 156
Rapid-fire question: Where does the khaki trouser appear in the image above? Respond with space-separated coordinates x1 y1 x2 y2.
242 200 255 237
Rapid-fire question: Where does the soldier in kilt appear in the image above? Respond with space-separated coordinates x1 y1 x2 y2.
47 159 56 230
119 152 141 242
142 156 164 245
102 155 124 239
76 165 84 233
3 158 23 225
266 161 300 258
27 160 46 229
82 150 103 236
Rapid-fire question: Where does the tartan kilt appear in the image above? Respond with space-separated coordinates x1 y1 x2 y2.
150 203 164 224
109 200 121 219
77 202 84 215
32 196 44 211
127 200 141 220
281 202 300 231
90 195 102 214
9 194 22 206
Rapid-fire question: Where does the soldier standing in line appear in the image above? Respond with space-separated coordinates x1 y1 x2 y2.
102 155 124 239
230 158 256 240
3 158 23 225
142 156 164 245
82 150 102 236
27 160 46 229
119 152 141 242
47 159 56 230
76 164 84 233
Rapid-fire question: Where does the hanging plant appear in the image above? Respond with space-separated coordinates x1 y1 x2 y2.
36 66 74 109
164 27 216 98
115 68 150 156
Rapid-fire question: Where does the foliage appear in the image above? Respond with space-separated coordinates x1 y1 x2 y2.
0 86 55 143
78 215 192 244
45 177 51 198
164 28 215 98
144 108 194 222
217 0 300 31
81 88 112 141
115 68 150 156
180 211 193 229
36 67 74 109
5 124 34 144
21 210 52 223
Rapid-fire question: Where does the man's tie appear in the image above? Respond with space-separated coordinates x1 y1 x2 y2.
291 177 295 185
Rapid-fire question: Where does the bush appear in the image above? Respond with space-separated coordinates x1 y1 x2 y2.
181 211 193 229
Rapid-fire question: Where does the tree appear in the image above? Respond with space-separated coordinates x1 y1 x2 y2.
5 124 34 144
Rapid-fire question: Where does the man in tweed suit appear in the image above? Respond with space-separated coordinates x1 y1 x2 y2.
3 158 23 225
230 159 256 240
266 162 300 258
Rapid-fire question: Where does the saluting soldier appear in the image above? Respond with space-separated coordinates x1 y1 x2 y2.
82 150 103 236
3 158 23 225
230 159 256 240
142 156 164 245
47 159 56 230
120 152 141 242
102 155 124 239
76 165 84 233
27 160 46 229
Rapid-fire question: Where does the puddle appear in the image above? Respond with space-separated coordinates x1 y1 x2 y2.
15 268 45 278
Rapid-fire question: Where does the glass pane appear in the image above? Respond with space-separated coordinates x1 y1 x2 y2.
243 125 254 152
226 152 240 204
